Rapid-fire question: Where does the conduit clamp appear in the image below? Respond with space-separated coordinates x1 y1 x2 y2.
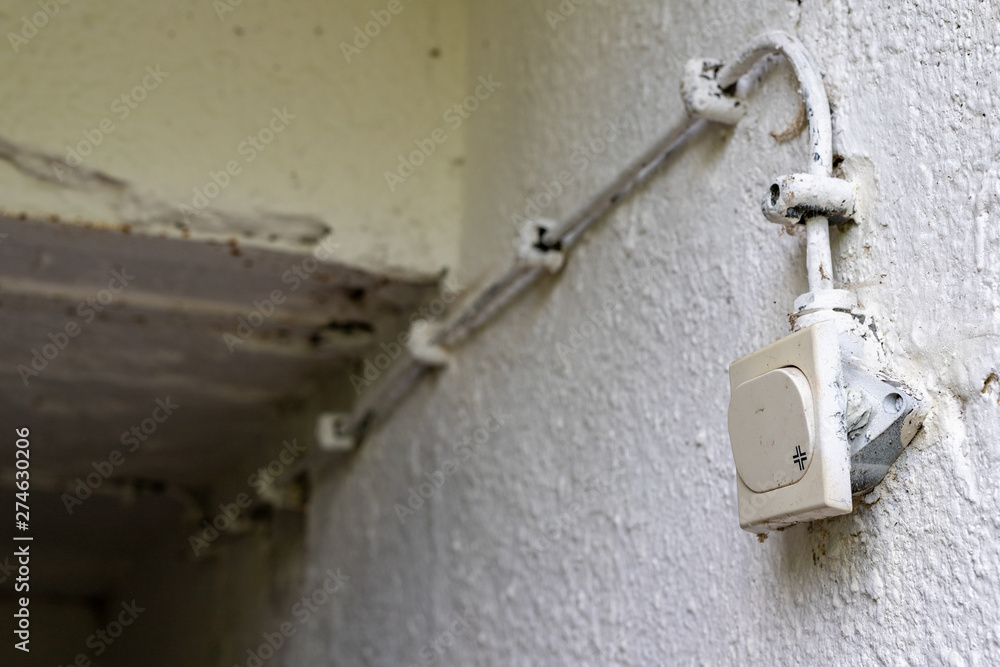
680 59 745 126
406 320 450 367
762 173 856 226
316 412 355 452
516 218 565 273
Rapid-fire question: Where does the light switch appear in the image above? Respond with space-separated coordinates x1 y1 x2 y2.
729 366 814 493
727 321 853 532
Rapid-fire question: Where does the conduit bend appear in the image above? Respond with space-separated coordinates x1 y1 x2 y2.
717 31 833 177
716 31 837 293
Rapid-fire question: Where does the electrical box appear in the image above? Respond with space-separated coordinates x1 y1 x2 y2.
728 321 853 532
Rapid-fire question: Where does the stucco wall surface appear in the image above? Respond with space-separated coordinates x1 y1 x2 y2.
297 0 1000 665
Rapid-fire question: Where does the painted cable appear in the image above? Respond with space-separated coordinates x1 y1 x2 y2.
280 31 839 488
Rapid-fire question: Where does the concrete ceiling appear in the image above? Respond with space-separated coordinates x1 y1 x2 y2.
0 214 439 489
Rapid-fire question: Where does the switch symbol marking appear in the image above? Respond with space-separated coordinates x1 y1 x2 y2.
792 446 808 471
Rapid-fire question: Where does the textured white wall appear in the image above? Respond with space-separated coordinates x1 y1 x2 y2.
300 0 999 664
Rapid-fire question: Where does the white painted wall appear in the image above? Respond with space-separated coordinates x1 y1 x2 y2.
297 1 1000 665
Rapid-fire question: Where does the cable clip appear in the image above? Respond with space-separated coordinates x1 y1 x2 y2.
316 413 355 452
763 173 856 226
680 59 745 125
407 320 450 367
516 218 564 273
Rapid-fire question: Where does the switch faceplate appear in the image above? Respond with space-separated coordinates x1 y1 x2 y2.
728 321 852 532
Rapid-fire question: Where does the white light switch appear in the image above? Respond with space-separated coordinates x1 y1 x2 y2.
729 367 814 493
728 322 853 532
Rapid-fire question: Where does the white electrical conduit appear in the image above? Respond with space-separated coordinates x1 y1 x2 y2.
716 32 836 292
280 30 836 486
